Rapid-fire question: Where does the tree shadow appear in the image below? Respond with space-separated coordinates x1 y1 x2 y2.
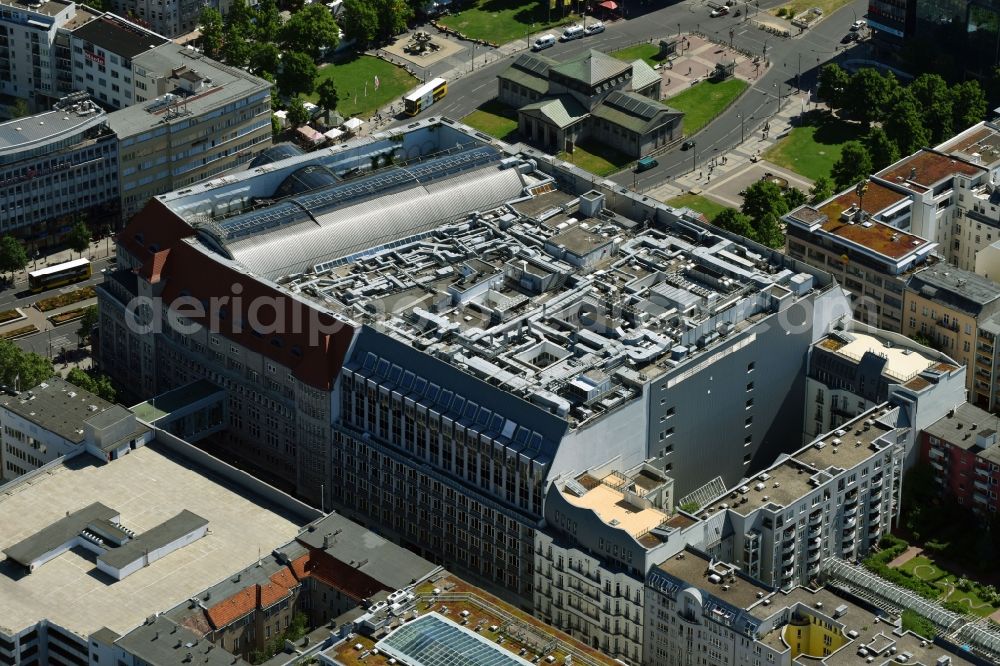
797 109 863 147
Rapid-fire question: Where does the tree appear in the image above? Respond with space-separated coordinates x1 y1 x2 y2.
77 305 98 345
754 212 785 249
277 51 318 98
342 0 380 45
378 0 414 40
280 4 340 59
316 78 340 119
817 63 849 109
782 187 806 210
866 126 900 171
844 68 890 127
809 176 834 204
67 222 91 257
249 42 281 77
0 340 53 389
741 180 789 224
66 367 117 402
254 0 282 43
831 141 872 191
221 31 252 67
910 73 953 143
0 235 28 276
272 114 283 140
951 80 988 132
199 7 223 59
287 97 311 127
224 0 255 36
712 208 754 239
884 90 931 156
11 99 29 118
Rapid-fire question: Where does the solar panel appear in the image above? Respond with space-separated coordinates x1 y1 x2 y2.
515 53 551 77
377 614 533 666
216 201 310 241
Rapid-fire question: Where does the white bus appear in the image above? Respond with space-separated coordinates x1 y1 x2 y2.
403 78 448 116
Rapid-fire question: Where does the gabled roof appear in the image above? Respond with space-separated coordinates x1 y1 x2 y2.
629 59 660 90
498 52 556 95
591 90 679 134
551 49 630 86
520 94 589 129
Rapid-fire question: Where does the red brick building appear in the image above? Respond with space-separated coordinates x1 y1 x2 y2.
921 402 1000 513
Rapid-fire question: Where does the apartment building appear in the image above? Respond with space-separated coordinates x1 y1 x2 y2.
922 402 1000 514
0 0 80 110
152 512 439 661
784 184 935 331
644 548 975 666
0 93 118 246
107 44 271 220
97 119 852 609
697 407 908 589
903 264 1000 408
784 148 993 331
0 376 152 481
803 325 956 441
534 463 690 664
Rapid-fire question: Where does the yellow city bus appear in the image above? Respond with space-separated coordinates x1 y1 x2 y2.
403 78 448 116
28 257 91 293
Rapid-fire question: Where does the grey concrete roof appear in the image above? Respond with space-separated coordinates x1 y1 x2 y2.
85 404 133 430
0 376 117 444
71 13 167 58
107 44 270 139
116 615 248 665
3 502 118 566
924 402 1000 449
0 107 108 158
90 626 121 645
98 510 208 569
298 512 438 589
0 444 301 636
907 265 1000 316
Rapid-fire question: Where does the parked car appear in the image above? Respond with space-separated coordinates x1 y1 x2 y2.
635 156 658 172
850 19 867 30
532 34 556 50
710 6 728 16
584 21 605 35
560 24 584 41
681 140 696 151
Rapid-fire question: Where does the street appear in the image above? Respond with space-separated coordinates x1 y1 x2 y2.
397 0 870 189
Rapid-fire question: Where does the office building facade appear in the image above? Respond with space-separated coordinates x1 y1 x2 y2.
0 93 118 245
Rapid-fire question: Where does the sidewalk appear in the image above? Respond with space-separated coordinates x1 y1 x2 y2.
646 88 816 203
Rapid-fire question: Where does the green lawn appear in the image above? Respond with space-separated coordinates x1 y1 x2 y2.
437 0 580 44
610 43 668 68
305 55 417 120
666 78 749 137
558 139 633 177
666 193 728 219
896 555 999 618
461 100 519 140
763 111 864 181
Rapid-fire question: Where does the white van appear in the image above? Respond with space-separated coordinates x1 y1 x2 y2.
532 34 556 51
561 24 584 41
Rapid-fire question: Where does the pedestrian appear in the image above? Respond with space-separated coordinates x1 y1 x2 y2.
668 78 671 85
699 170 703 179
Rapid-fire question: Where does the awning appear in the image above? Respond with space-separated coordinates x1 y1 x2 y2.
343 117 364 131
324 128 345 141
599 0 618 9
296 126 324 144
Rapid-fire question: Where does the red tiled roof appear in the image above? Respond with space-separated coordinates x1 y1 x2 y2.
270 567 298 590
119 200 356 390
206 586 257 629
259 581 291 608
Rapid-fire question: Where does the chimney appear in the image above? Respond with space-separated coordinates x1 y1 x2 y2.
323 532 334 549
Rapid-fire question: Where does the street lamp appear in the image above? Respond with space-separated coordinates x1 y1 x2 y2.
691 140 697 172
